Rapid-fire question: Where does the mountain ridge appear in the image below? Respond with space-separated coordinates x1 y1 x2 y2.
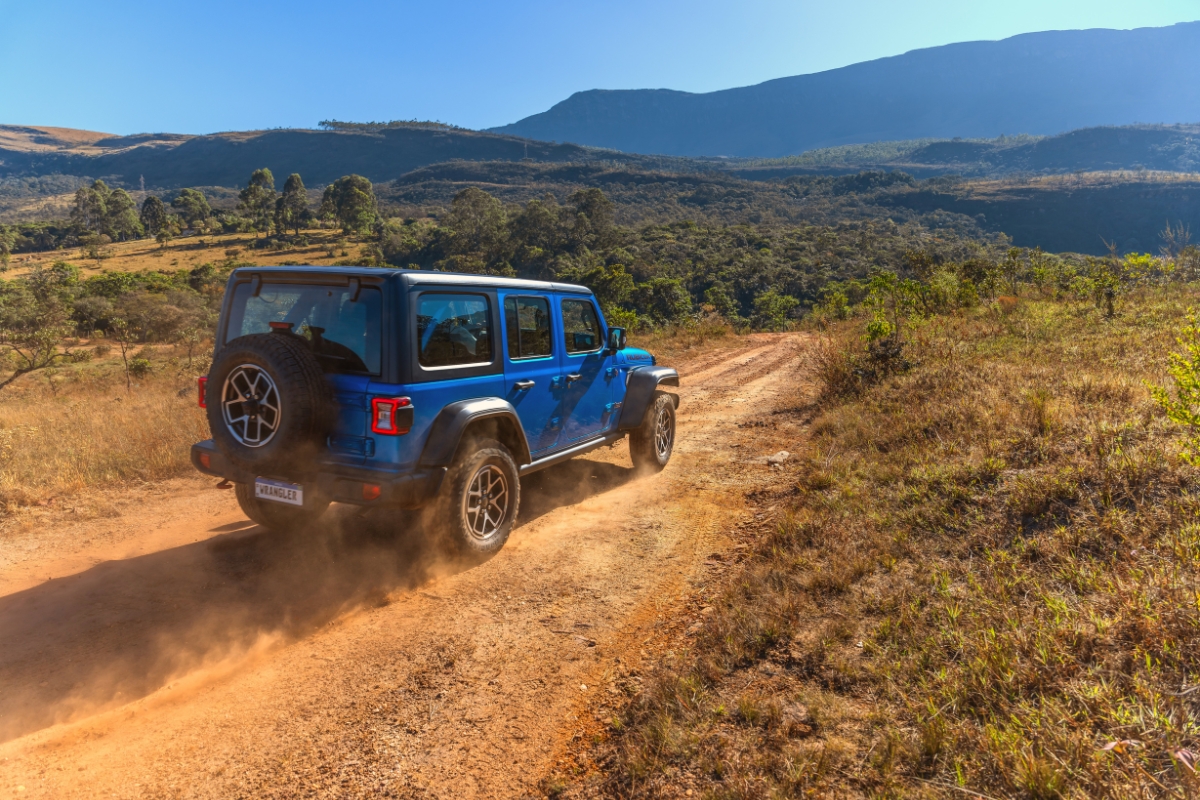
491 22 1200 157
0 124 689 189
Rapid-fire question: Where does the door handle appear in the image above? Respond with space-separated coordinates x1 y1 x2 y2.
513 380 535 391
565 373 583 384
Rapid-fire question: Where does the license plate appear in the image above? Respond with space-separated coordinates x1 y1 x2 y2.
255 478 303 506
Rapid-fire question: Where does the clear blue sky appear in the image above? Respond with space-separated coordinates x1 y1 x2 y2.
1 0 1197 135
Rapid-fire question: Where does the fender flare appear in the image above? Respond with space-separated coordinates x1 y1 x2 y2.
618 366 681 431
418 398 533 467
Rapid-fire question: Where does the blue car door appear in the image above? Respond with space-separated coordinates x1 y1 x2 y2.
558 296 614 443
502 293 563 455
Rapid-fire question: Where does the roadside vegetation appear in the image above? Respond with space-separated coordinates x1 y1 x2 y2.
576 246 1200 798
2 168 1197 516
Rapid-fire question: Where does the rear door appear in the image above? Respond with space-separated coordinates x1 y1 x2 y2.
502 294 562 455
557 295 614 443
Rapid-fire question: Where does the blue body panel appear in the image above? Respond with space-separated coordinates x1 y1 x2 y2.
364 373 506 472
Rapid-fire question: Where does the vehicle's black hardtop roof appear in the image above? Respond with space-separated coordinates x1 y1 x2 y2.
233 266 591 295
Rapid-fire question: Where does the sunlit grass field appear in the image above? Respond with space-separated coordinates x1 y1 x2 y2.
604 288 1200 799
4 228 362 280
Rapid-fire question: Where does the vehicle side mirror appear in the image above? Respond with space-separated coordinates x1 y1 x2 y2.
607 327 627 353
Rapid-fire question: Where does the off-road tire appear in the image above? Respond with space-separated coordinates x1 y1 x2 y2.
207 333 333 473
424 438 520 561
630 391 675 473
235 482 331 532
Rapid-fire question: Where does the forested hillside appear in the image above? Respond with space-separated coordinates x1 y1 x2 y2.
733 125 1200 179
0 122 690 189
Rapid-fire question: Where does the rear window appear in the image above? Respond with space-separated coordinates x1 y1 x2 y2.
416 293 494 368
505 296 552 359
225 281 382 375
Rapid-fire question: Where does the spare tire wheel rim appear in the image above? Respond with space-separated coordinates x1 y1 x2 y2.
221 364 282 447
654 404 673 460
464 464 509 541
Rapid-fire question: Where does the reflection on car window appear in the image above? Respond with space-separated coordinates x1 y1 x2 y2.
417 293 493 368
226 282 382 375
561 298 602 354
505 296 552 359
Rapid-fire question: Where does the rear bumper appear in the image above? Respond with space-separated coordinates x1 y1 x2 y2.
191 440 446 509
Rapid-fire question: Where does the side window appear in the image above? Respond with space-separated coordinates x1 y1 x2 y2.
416 293 493 368
561 298 603 354
504 296 552 360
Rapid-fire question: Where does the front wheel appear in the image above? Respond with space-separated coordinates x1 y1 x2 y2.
235 482 330 532
630 391 676 473
425 438 521 561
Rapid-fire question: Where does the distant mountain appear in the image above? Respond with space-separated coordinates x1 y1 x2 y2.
0 123 685 189
491 22 1200 157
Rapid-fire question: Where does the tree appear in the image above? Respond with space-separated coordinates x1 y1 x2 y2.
238 168 277 234
998 247 1024 296
0 226 14 270
275 173 309 235
71 181 108 233
635 277 692 327
320 174 377 234
578 263 634 314
139 196 169 236
566 188 615 250
751 288 800 331
172 188 211 228
104 188 142 240
442 187 507 261
0 276 74 392
26 261 80 303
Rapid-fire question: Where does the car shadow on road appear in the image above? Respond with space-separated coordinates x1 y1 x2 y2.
0 456 638 744
519 454 638 526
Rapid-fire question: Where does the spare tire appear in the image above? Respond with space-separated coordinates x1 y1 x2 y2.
206 333 333 473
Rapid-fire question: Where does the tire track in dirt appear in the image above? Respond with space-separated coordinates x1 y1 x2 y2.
0 333 810 799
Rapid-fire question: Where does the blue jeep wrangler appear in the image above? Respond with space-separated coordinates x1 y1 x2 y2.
191 267 679 558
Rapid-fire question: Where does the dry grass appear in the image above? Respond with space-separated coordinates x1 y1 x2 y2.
588 289 1200 799
4 229 359 279
0 346 208 510
631 318 746 362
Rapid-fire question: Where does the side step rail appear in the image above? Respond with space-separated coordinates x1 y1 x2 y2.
519 431 625 476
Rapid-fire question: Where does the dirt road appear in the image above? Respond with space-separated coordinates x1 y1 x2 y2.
0 334 808 799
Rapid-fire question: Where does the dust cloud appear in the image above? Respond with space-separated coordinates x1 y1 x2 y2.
0 456 640 745
0 505 450 743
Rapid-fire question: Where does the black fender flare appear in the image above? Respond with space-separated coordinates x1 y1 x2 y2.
418 398 533 467
618 366 680 431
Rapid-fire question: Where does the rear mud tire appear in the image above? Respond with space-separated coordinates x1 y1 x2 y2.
207 333 333 474
424 438 520 562
235 483 330 532
630 391 675 473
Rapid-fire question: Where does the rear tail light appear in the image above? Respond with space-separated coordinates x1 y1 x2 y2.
371 397 412 435
198 376 208 408
199 452 211 470
362 483 382 501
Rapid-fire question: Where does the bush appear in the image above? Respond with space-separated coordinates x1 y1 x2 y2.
128 357 152 377
751 288 800 331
